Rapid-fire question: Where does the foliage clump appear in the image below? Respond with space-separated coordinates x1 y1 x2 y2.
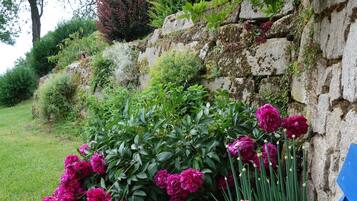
48 32 108 69
149 50 203 86
148 0 196 28
96 0 152 42
28 19 96 76
0 59 37 106
37 73 77 122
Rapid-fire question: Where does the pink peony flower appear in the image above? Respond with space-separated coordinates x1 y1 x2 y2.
282 115 308 139
179 168 204 193
42 196 58 201
217 173 234 190
54 186 76 201
166 174 189 198
227 136 256 162
64 155 80 168
262 143 278 168
86 188 112 201
252 143 278 170
256 104 282 133
260 21 273 33
74 160 93 179
61 167 77 185
79 144 90 156
154 169 169 189
90 153 106 175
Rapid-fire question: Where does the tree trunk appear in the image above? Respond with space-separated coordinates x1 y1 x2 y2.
28 0 42 44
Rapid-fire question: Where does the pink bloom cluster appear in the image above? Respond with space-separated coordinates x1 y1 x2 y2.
256 104 282 133
227 137 278 171
256 104 309 139
282 115 309 139
87 188 112 201
252 143 278 170
227 136 256 162
154 168 204 201
43 149 110 201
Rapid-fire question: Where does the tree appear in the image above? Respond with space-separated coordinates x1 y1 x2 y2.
28 0 44 43
0 0 19 44
0 0 95 45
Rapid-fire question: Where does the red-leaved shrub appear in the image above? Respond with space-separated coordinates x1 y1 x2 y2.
96 0 152 42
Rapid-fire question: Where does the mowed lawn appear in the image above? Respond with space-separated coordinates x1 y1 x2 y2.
0 101 80 200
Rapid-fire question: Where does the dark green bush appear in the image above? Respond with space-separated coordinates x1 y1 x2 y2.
83 84 257 200
48 32 108 69
91 53 114 92
0 60 37 106
37 73 77 121
28 19 96 76
148 0 193 28
149 50 203 86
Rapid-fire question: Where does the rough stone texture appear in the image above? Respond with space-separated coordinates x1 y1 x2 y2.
314 7 348 59
329 63 342 103
312 94 330 134
249 38 292 76
291 19 314 104
342 22 357 102
231 78 255 103
147 29 162 47
162 12 194 35
291 72 308 104
310 107 344 201
239 0 294 19
266 14 295 38
66 61 92 89
203 77 232 92
312 0 346 14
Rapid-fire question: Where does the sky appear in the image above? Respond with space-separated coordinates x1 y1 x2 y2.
0 1 77 75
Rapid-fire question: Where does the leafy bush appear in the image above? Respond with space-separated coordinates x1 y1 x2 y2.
91 54 114 92
96 0 152 42
148 0 193 28
74 85 256 200
49 32 108 69
37 73 77 121
149 50 203 86
28 19 96 76
0 59 37 106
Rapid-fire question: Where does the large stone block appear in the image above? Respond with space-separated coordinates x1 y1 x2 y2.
312 94 330 134
203 77 232 92
314 7 348 59
310 107 343 201
162 12 194 35
312 0 346 14
249 38 292 76
291 72 308 104
342 22 357 102
239 0 294 19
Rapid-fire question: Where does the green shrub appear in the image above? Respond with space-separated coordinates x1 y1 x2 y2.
149 50 203 86
49 32 108 69
28 19 96 76
37 73 77 121
81 84 256 200
91 53 114 91
148 0 192 28
0 59 37 106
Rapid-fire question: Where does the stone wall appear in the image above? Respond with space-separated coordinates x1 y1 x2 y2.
135 1 357 200
291 0 357 200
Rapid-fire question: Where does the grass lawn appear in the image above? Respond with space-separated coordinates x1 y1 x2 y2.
0 101 81 200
